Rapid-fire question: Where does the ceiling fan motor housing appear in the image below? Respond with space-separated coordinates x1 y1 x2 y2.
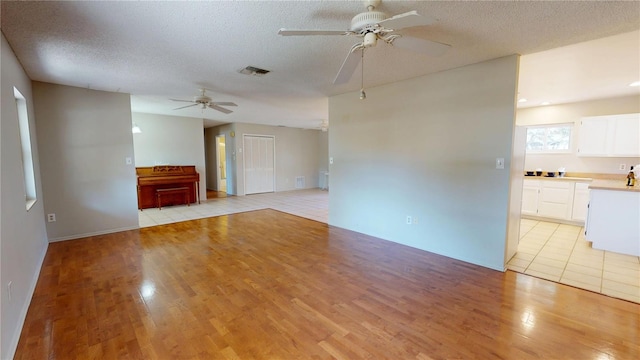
194 95 212 104
350 10 386 33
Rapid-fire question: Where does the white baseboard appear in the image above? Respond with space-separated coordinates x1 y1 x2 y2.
6 240 48 359
48 225 140 243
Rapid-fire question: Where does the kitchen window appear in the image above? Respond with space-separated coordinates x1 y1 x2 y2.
526 123 572 153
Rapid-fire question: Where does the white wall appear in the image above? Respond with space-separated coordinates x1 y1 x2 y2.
318 130 329 172
517 95 640 174
329 55 520 271
131 112 207 200
1 33 48 360
232 123 326 196
33 82 139 241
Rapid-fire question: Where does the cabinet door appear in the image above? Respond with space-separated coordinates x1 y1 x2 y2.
571 182 590 221
610 114 640 157
521 180 539 216
577 117 610 156
538 181 574 219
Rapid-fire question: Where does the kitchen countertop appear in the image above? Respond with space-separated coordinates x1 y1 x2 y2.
524 175 592 182
589 179 640 192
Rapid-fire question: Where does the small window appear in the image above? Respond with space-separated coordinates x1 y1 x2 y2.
14 87 37 210
526 124 572 153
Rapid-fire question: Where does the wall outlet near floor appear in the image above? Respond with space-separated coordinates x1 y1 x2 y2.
619 164 626 171
47 213 56 222
406 216 412 225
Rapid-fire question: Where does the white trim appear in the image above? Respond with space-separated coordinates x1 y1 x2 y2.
215 134 226 192
48 226 140 243
6 242 49 359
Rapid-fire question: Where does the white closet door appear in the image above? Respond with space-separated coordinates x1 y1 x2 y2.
244 135 275 194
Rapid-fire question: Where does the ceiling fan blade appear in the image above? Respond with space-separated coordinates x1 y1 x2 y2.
278 28 352 36
173 103 199 110
333 46 363 85
209 104 233 114
169 98 194 103
378 10 435 30
212 102 237 107
391 36 450 56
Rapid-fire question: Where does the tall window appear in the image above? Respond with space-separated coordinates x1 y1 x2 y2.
14 87 37 210
526 124 572 153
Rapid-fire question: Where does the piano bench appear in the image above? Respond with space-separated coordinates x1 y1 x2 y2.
156 187 190 210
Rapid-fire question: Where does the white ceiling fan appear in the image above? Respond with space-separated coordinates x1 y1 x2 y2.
278 0 450 86
170 88 237 114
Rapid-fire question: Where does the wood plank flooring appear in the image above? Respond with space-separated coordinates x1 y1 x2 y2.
15 209 640 359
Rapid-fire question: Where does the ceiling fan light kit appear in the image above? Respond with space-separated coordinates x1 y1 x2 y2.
278 0 450 99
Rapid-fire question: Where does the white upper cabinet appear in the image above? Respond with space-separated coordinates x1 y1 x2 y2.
577 113 640 157
611 114 640 156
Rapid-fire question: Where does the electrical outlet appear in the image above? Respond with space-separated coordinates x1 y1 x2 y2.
47 213 56 222
7 281 12 303
413 217 419 225
406 216 412 225
619 164 626 171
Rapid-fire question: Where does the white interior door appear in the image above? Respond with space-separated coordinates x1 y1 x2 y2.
244 135 275 195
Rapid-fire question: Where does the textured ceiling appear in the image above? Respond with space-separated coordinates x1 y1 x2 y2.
1 1 639 129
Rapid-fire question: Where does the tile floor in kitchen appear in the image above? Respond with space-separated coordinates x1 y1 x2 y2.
138 190 639 304
508 218 640 303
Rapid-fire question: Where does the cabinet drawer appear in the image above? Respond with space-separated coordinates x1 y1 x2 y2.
541 187 571 203
541 180 572 189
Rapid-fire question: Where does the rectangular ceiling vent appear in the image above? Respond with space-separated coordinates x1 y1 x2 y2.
239 66 270 77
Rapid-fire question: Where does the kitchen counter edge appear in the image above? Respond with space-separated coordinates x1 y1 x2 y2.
589 180 640 192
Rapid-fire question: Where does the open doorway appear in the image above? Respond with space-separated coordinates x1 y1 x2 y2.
216 135 227 192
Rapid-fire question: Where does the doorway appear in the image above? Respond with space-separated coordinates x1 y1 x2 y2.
243 135 275 195
215 135 227 192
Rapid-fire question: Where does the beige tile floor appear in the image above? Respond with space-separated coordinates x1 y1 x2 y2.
140 192 639 304
138 188 329 228
508 218 640 304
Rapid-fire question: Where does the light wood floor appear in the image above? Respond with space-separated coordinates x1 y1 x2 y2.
16 210 640 359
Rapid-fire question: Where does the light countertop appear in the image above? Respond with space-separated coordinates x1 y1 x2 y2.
524 176 592 182
589 179 640 192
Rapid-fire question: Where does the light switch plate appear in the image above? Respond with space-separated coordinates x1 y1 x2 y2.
329 157 334 164
496 158 505 169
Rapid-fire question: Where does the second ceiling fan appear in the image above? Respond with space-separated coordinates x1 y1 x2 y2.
171 88 237 114
278 0 451 86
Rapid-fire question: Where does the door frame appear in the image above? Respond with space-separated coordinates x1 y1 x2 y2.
242 134 276 195
215 135 227 192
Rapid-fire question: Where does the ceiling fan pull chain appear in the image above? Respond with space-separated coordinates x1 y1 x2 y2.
360 48 366 100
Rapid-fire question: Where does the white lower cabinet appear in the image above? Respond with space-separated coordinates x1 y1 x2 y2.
521 180 540 216
571 183 590 221
586 189 640 256
521 179 590 223
537 181 575 219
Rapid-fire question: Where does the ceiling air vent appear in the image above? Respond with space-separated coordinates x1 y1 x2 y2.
239 66 270 77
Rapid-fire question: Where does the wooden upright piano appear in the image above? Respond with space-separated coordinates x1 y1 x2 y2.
136 165 200 210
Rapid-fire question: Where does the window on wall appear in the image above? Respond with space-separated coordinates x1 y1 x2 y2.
14 87 37 210
526 124 572 153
